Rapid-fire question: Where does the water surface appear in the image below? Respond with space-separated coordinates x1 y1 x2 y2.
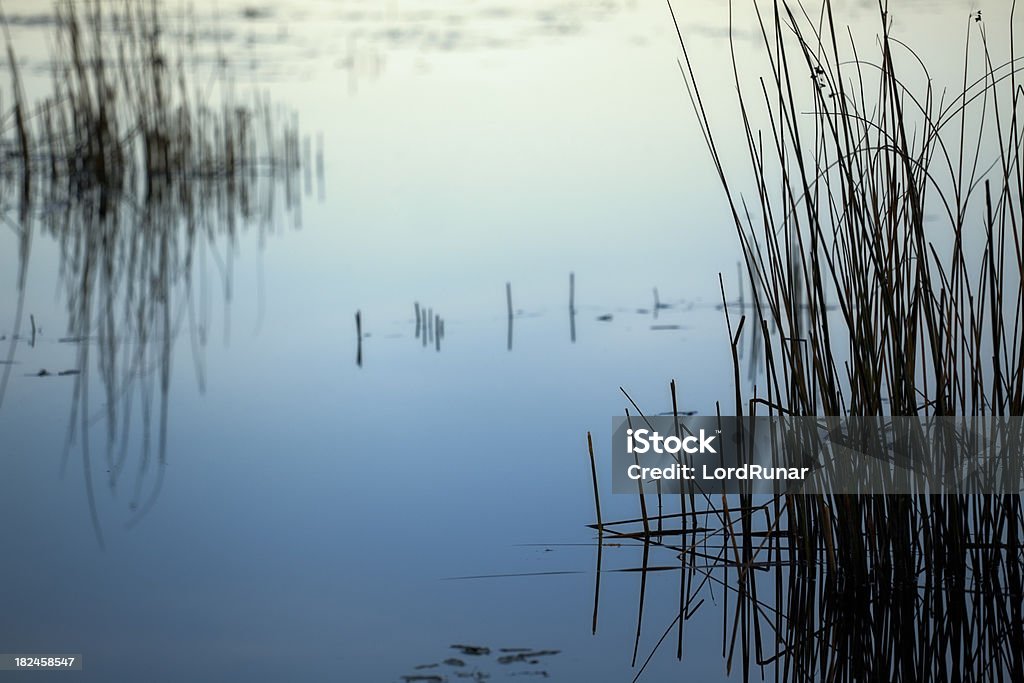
0 1 1015 680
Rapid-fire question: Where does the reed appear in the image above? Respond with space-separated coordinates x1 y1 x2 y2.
591 2 1024 680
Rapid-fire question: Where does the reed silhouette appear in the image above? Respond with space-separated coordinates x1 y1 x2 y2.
588 2 1024 680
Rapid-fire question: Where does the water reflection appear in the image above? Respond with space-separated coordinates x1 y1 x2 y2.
8 174 302 545
590 494 1024 681
0 0 307 543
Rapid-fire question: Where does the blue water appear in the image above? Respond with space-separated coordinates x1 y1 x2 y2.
0 1 1014 680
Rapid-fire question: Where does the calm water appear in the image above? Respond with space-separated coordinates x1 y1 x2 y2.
0 1 1014 680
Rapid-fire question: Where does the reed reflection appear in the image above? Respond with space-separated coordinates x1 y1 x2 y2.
590 492 1024 682
0 0 307 544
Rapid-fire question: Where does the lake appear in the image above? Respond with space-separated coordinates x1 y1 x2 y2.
0 1 1017 680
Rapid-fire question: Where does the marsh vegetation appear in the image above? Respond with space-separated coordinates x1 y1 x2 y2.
591 2 1024 680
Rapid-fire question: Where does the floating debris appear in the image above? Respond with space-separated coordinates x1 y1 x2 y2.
401 644 558 682
25 368 79 377
496 650 559 665
596 314 613 322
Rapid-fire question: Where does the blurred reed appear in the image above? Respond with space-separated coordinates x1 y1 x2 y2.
0 0 307 542
0 0 302 209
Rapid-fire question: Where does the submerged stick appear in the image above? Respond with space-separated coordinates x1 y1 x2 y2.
506 282 513 352
355 310 362 367
570 272 576 343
